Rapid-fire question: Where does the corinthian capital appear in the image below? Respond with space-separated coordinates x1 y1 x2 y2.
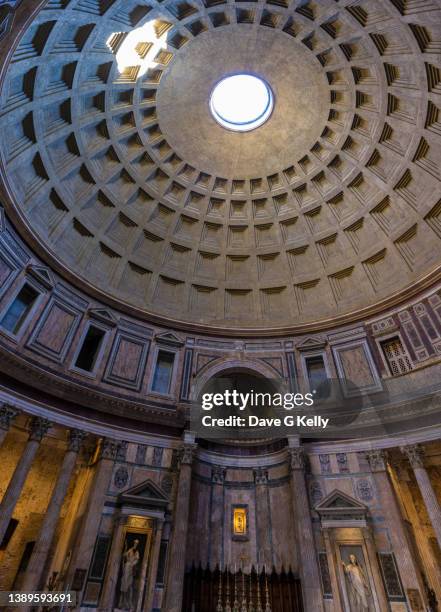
68 429 87 453
401 444 425 469
253 467 268 485
288 447 306 471
366 449 388 472
212 465 226 484
0 403 19 431
28 416 52 442
99 437 119 460
178 443 197 466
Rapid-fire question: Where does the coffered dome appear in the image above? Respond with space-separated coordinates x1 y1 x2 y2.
1 0 441 331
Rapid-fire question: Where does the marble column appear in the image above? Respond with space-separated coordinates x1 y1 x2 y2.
163 441 196 612
322 529 343 612
64 437 119 599
254 467 272 567
21 429 86 595
366 450 425 608
142 519 164 612
392 461 441 602
288 447 324 612
0 403 19 447
0 416 51 543
401 444 441 551
98 514 126 611
210 465 225 570
362 526 390 612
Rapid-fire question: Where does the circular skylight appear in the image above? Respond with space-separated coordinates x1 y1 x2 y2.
210 74 274 132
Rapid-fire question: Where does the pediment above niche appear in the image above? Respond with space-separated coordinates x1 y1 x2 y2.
88 308 118 327
118 479 169 510
296 336 327 351
315 489 368 526
27 264 55 289
155 331 184 347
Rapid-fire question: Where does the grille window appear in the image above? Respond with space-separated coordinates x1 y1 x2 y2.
381 337 413 376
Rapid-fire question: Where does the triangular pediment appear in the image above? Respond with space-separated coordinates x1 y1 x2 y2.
315 489 367 518
119 478 169 509
0 10 14 40
155 331 184 347
27 264 55 289
88 308 118 327
296 336 327 351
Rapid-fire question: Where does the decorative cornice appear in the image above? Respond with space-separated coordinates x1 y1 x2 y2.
155 331 184 347
0 402 19 431
296 336 327 351
365 449 388 472
88 308 118 327
401 444 425 469
0 342 185 428
26 264 54 289
28 416 51 442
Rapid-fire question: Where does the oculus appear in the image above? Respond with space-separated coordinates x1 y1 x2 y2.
209 74 274 132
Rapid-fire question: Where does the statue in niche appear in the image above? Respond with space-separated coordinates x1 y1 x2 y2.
341 547 374 612
117 536 142 611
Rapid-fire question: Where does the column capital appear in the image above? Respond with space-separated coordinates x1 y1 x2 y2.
28 416 52 442
211 465 226 484
116 440 128 462
0 403 19 431
253 467 268 485
99 437 119 460
288 447 306 471
366 449 388 472
178 442 197 466
401 444 425 469
68 429 87 453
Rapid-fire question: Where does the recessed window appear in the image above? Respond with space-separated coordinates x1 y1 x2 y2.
75 325 105 372
152 350 175 394
305 356 328 391
210 74 274 132
380 337 413 376
0 284 39 335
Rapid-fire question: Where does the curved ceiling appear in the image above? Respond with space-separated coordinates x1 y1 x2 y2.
1 0 441 330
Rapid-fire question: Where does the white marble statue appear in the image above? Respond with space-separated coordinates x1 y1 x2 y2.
118 539 140 611
342 553 372 612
